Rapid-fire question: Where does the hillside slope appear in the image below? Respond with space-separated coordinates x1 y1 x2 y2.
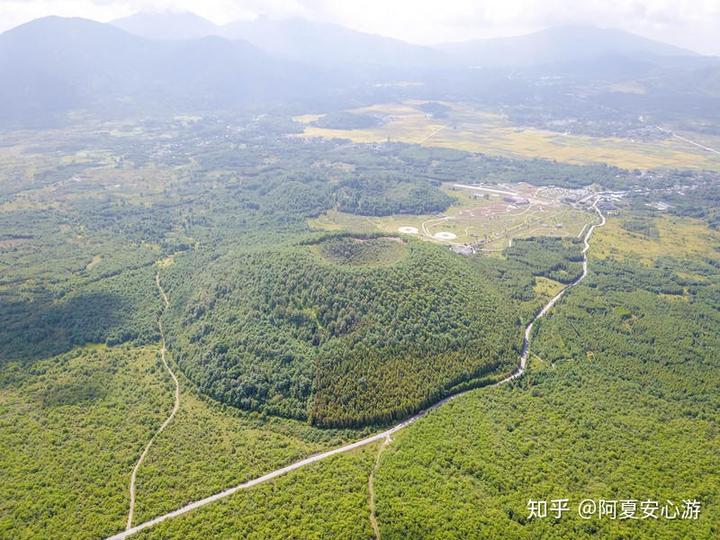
163 238 522 427
440 24 697 67
111 11 218 40
0 17 327 124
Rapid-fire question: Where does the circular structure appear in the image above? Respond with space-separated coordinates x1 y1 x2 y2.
433 231 457 241
398 226 419 234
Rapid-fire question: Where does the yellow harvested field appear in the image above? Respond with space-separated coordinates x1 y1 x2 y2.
292 113 324 124
297 101 720 170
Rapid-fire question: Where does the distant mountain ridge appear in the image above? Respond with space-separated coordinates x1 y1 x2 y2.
0 16 329 124
110 12 445 68
439 24 697 68
1 14 718 127
109 12 704 69
111 11 218 41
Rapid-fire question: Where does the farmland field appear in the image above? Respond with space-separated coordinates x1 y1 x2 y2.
297 101 720 170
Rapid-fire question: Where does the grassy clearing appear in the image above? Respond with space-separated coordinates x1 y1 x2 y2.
310 210 427 236
533 276 566 299
309 184 593 249
297 101 720 170
593 215 720 265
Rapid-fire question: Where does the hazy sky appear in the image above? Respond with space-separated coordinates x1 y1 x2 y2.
1 0 719 54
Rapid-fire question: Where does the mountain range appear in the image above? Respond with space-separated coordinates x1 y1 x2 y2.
0 16 334 124
111 12 700 69
112 12 443 68
439 24 695 68
1 12 718 126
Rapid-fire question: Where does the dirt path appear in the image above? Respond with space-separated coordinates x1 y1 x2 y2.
421 215 449 238
108 201 606 540
125 271 180 531
368 435 392 539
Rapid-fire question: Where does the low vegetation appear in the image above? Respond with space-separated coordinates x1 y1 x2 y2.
313 235 408 266
0 345 172 539
134 445 378 539
132 359 360 523
300 101 720 169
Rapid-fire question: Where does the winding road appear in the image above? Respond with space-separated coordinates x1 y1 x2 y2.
124 272 180 531
108 200 606 540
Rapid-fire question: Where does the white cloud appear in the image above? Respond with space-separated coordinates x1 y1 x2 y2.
0 0 719 54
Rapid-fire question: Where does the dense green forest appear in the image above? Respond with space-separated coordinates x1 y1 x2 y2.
1 116 609 428
2 114 719 539
505 237 584 284
372 231 720 539
113 213 720 539
313 111 384 130
0 346 171 539
135 445 377 539
131 351 363 523
334 175 454 216
163 238 522 427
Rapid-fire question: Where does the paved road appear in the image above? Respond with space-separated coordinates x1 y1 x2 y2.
657 127 720 156
108 201 606 539
124 272 180 531
418 125 446 144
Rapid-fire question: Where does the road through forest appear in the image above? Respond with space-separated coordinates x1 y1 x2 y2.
108 199 606 540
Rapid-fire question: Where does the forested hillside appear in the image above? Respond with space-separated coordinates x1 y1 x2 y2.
106 211 720 539
505 237 585 284
162 237 521 426
3 110 718 539
373 223 720 538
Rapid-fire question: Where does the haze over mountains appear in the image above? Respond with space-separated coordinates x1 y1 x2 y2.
1 11 718 127
111 11 703 68
111 11 218 41
0 17 332 124
113 12 442 68
439 25 696 68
